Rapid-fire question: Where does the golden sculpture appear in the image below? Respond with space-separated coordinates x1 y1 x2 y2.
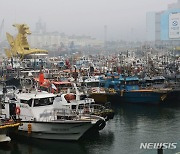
5 24 48 59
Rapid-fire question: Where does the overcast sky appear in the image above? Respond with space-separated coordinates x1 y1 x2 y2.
0 0 178 41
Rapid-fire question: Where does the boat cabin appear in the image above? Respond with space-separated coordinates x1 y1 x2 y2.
15 91 56 107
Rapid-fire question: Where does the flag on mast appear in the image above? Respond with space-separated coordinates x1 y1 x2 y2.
39 72 44 85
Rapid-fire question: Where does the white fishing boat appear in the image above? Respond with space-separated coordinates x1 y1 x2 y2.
53 92 114 121
3 90 106 141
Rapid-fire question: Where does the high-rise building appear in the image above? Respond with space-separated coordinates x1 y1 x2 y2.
146 0 180 47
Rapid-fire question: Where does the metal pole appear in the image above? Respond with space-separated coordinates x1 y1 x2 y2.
157 146 163 154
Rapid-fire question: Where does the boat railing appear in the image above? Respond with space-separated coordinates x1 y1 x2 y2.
90 104 105 113
69 98 94 105
81 98 94 103
39 108 79 122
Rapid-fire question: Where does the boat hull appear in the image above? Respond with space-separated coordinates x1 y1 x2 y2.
0 129 11 143
89 93 108 104
165 89 180 103
18 121 94 141
108 90 166 104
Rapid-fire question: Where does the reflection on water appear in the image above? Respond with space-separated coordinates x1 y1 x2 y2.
0 103 179 154
4 139 87 154
0 130 114 154
109 104 180 154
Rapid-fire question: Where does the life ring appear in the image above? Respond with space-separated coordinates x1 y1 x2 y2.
15 106 21 115
91 88 97 93
100 88 104 91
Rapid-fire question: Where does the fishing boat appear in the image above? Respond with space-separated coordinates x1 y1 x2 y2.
52 82 114 121
3 89 106 140
53 93 114 121
80 76 108 104
100 74 168 104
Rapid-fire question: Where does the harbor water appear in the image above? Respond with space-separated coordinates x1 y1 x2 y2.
0 102 179 154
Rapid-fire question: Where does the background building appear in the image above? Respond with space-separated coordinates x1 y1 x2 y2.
27 20 103 56
146 0 180 48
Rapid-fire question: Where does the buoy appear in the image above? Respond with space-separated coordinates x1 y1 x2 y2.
28 123 32 134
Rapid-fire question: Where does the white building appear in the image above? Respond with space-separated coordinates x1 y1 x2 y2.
28 33 103 49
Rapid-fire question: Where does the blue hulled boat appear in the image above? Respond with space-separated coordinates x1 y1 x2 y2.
99 74 167 104
117 89 165 104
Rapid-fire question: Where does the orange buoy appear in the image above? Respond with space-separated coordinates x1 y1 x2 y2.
28 123 32 134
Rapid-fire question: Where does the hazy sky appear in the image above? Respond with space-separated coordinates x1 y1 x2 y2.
0 0 178 41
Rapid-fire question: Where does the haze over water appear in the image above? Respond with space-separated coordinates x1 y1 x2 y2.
0 0 177 41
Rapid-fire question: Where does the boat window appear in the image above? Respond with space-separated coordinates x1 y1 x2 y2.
34 99 39 106
78 104 84 109
27 99 32 107
40 86 48 91
49 97 55 102
59 83 72 88
1 104 5 109
126 80 139 85
85 103 90 107
34 97 53 107
108 84 114 88
87 82 99 87
21 99 32 107
100 83 105 87
80 95 87 100
72 105 76 110
154 79 165 84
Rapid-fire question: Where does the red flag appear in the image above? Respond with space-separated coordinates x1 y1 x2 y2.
39 72 44 85
65 59 71 68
